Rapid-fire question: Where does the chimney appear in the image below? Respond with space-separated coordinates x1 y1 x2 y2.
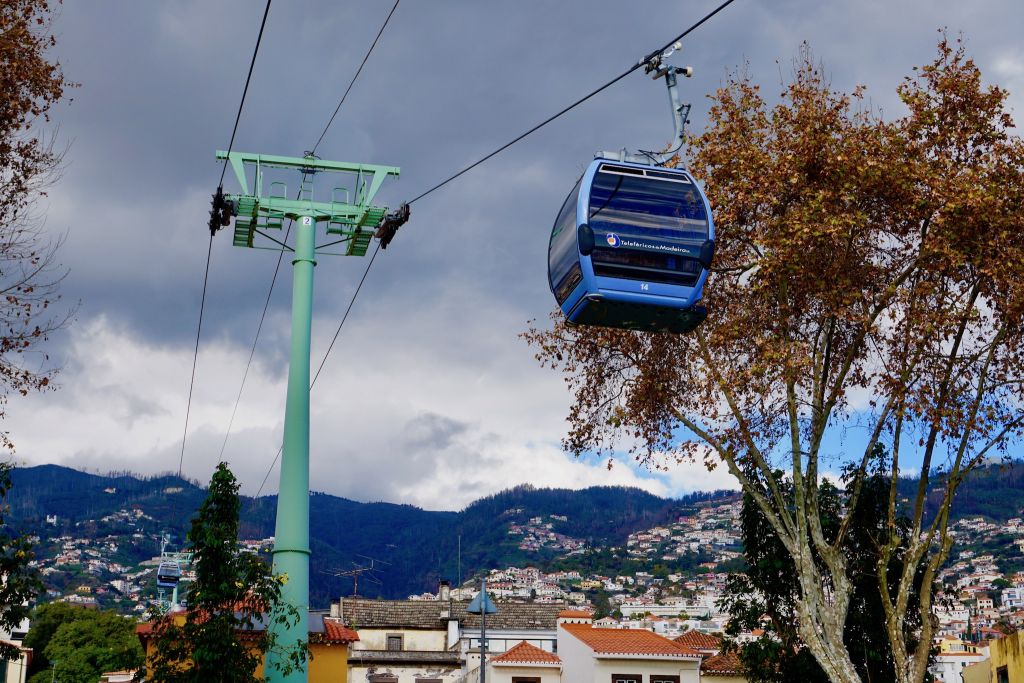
329 601 340 618
439 580 451 602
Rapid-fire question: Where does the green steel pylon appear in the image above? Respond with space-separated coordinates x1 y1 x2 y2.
213 151 406 683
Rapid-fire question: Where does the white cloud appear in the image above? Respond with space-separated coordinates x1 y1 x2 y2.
13 0 1024 515
6 314 673 509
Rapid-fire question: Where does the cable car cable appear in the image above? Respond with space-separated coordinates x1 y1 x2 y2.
310 242 382 390
311 0 401 155
178 0 273 480
254 241 382 498
250 0 737 495
222 1 400 460
255 444 282 499
231 3 401 483
405 0 737 207
217 0 273 189
217 221 293 461
177 235 214 481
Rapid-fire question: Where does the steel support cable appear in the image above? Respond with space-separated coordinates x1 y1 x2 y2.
406 0 738 206
177 234 215 480
251 0 737 496
217 0 273 188
311 0 401 155
178 0 272 481
216 220 294 460
254 242 382 497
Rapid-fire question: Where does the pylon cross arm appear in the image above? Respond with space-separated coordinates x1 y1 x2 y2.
215 150 402 255
215 150 400 206
225 195 385 222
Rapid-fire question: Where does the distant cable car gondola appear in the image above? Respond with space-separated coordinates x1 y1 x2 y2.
156 561 181 589
548 47 714 334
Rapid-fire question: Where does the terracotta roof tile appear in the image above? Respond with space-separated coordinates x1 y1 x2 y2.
557 609 593 619
702 651 744 676
561 623 701 659
492 641 561 664
322 619 360 643
673 630 722 651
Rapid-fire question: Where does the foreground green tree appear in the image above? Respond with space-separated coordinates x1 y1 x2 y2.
146 462 304 683
0 463 41 664
23 601 80 678
526 35 1024 683
24 605 143 683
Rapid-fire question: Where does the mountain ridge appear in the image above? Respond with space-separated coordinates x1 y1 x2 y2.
9 461 1023 604
8 464 732 602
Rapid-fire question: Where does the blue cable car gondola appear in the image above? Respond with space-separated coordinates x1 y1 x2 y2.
156 561 181 589
547 50 714 334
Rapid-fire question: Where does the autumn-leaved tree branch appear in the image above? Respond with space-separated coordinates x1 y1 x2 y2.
525 33 1024 683
0 0 74 451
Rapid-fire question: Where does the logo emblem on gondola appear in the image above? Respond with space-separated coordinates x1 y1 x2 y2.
606 233 621 247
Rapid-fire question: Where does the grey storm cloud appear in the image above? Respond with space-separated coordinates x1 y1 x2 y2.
13 0 1024 508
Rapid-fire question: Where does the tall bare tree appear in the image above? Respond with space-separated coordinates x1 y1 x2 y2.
0 0 72 450
525 35 1024 683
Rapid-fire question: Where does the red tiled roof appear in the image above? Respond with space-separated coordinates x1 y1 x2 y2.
557 609 593 619
673 630 722 651
702 651 744 676
492 641 561 665
322 619 359 644
561 623 701 659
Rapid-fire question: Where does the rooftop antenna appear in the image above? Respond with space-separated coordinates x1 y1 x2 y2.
321 555 389 596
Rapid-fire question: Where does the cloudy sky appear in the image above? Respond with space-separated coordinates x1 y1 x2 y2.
8 0 1024 510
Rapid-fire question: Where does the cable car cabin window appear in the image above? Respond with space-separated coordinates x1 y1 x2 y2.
587 167 707 287
591 246 701 286
588 166 708 241
548 177 583 301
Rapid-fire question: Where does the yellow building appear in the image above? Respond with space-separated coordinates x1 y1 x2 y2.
987 631 1024 683
962 658 990 683
136 609 358 682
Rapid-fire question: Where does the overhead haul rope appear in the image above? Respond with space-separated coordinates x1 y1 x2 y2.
405 0 738 206
178 0 273 481
215 2 402 488
251 0 739 497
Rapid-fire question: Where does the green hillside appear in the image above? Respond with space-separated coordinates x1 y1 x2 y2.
9 460 1023 605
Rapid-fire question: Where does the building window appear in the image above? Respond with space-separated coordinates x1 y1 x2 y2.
386 633 404 651
997 665 1009 683
415 679 443 683
512 679 541 683
611 675 641 683
652 677 680 683
369 676 398 683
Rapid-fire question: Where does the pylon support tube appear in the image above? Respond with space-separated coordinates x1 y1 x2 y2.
265 214 317 683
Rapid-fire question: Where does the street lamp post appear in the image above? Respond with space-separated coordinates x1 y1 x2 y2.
466 579 498 683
